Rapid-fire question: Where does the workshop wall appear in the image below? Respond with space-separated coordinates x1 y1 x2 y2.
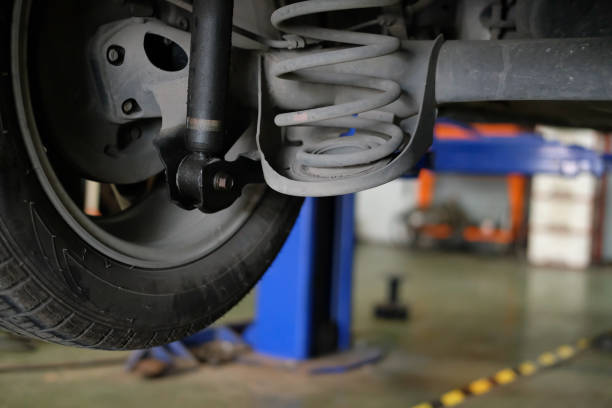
355 179 417 244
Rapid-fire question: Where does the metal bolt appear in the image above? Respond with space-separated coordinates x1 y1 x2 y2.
107 48 119 63
129 126 142 140
107 45 125 66
213 172 235 192
122 99 137 115
104 145 119 158
178 17 190 30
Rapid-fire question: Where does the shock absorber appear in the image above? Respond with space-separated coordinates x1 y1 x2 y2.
185 0 234 155
156 0 265 213
174 0 238 213
270 0 404 179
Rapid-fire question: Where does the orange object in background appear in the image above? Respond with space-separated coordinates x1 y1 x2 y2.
472 123 525 137
417 122 528 245
507 174 527 241
422 224 453 240
463 226 514 245
417 170 436 209
433 123 475 140
433 122 527 141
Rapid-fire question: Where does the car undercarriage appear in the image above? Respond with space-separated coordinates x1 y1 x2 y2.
0 0 611 349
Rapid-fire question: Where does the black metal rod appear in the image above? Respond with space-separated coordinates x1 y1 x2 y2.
388 277 400 304
186 0 234 155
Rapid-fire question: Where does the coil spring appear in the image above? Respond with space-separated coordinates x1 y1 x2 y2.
271 0 405 177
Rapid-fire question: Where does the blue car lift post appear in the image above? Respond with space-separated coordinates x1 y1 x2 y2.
241 194 384 373
243 195 357 362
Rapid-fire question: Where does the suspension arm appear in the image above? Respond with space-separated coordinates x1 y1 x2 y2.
266 37 612 116
435 38 612 103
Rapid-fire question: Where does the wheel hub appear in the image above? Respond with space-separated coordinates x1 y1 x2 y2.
12 0 265 268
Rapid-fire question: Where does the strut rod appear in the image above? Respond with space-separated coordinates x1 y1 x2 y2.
155 0 264 214
186 0 234 155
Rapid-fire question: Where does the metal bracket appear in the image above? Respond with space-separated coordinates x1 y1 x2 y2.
87 18 191 183
154 129 263 212
90 18 190 128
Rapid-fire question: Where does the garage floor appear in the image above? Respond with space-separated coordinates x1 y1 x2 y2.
1 244 612 408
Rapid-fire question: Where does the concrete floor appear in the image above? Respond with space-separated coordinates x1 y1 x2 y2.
1 245 612 407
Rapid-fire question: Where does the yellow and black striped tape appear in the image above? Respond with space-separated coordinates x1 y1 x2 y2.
411 334 601 408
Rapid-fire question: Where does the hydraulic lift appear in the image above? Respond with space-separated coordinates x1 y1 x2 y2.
243 195 355 360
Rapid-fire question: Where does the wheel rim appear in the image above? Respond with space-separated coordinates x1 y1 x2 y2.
11 0 265 269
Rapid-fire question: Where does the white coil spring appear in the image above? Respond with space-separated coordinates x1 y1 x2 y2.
271 0 405 176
